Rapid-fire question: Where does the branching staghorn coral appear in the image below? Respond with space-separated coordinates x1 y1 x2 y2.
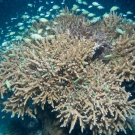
0 11 135 135
24 8 93 43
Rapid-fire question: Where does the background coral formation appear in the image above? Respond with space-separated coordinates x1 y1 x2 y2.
0 10 135 135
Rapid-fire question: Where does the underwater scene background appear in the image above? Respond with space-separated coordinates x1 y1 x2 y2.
1 0 135 135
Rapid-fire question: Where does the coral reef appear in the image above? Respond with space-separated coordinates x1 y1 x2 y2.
0 11 135 135
37 105 67 135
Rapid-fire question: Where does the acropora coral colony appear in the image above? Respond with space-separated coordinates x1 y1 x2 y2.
1 9 135 135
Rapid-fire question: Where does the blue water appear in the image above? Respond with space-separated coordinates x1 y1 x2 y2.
0 0 135 135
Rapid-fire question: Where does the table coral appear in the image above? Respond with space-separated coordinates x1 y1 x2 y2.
0 11 135 135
